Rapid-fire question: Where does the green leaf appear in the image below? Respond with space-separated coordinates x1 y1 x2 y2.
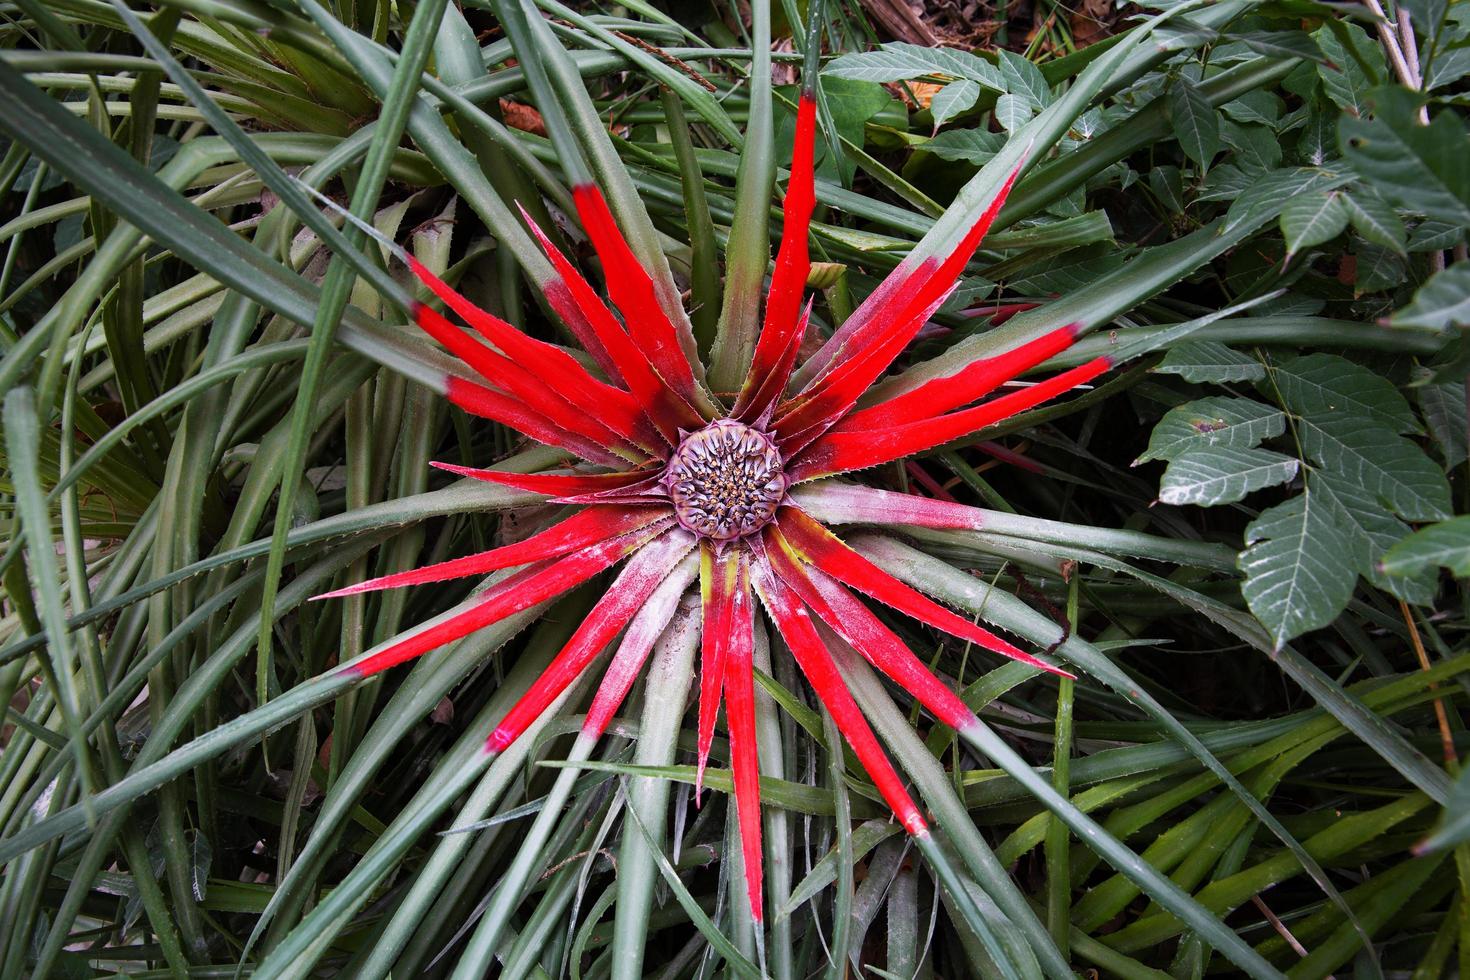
993 93 1035 132
1221 119 1282 174
1314 22 1384 117
1415 373 1467 467
1239 491 1357 647
1353 242 1409 293
1222 167 1353 237
1310 471 1435 604
930 80 982 129
1220 89 1283 127
923 127 1005 164
1417 765 1470 853
997 49 1051 107
823 42 1003 91
1280 190 1348 255
1390 264 1470 331
1233 29 1326 61
1138 396 1285 463
1167 77 1221 166
1339 86 1470 227
821 77 892 184
1297 416 1452 521
1158 446 1299 507
1270 353 1419 434
1342 190 1407 253
1381 515 1470 578
1153 341 1265 383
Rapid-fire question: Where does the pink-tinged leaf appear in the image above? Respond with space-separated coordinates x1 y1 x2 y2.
794 161 1025 389
736 298 812 427
315 507 665 600
773 508 1070 676
348 519 674 677
774 287 953 452
444 376 624 466
583 554 699 738
486 528 698 752
429 462 655 497
787 482 987 532
520 205 705 441
789 357 1111 481
552 472 670 506
792 257 915 389
763 530 973 731
836 323 1081 431
406 261 659 456
734 95 817 419
904 462 957 502
976 440 1045 474
572 184 700 402
749 550 928 835
961 301 1039 325
721 553 761 922
695 544 739 796
418 303 644 460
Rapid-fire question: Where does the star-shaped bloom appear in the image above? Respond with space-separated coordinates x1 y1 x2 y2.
317 82 1111 925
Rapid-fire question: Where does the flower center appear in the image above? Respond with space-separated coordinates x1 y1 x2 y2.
665 420 786 541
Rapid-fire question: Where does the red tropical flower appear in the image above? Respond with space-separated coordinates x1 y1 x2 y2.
317 80 1110 925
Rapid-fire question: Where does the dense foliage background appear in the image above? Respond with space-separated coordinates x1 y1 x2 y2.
0 0 1468 976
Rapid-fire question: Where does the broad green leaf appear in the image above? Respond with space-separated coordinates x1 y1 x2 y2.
1220 89 1283 127
924 127 1005 164
1353 242 1409 293
1233 29 1325 62
1314 22 1384 117
1167 77 1220 166
1280 190 1348 255
1390 264 1470 331
1310 470 1435 604
1221 119 1282 173
997 49 1051 107
1222 167 1353 236
993 93 1035 132
930 79 981 129
1381 515 1470 578
819 76 892 179
1415 373 1468 467
1339 86 1470 227
1153 340 1265 382
1138 396 1285 463
1407 218 1465 253
1269 353 1419 434
1296 416 1452 521
823 42 1003 91
1342 190 1407 253
1239 491 1357 646
1158 446 1299 507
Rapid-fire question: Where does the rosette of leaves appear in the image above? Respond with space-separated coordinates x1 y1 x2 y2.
0 0 1465 978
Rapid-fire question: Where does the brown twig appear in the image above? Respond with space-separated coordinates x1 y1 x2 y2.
1400 598 1458 767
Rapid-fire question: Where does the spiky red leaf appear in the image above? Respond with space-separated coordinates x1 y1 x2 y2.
348 519 673 677
789 357 1111 481
773 508 1069 675
837 323 1082 431
749 550 928 835
520 205 704 441
734 94 817 419
572 184 699 401
315 506 664 600
486 527 697 752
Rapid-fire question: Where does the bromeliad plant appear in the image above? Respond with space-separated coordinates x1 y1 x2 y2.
7 0 1469 975
311 61 1104 926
